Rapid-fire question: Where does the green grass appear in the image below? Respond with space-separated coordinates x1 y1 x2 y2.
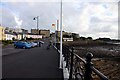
2 40 13 47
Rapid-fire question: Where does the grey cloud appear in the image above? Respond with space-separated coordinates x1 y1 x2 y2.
1 6 16 27
2 2 61 30
1 1 118 39
90 16 118 23
89 23 117 32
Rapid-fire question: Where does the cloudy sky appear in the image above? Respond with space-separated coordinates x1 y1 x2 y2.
0 0 119 39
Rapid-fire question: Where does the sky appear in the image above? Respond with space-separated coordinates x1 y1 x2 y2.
0 0 119 39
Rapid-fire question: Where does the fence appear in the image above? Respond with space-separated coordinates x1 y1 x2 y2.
56 43 108 80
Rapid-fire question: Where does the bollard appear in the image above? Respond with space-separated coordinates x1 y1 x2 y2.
84 52 93 80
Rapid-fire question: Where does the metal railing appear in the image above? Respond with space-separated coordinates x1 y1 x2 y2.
56 43 108 80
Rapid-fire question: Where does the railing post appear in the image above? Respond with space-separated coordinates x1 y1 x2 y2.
84 52 93 80
66 46 69 68
69 47 74 80
62 45 65 58
64 45 67 61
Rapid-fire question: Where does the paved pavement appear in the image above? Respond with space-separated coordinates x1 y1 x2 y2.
1 44 25 56
2 47 24 56
2 39 63 79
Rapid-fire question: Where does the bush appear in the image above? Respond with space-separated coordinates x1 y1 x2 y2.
2 40 13 45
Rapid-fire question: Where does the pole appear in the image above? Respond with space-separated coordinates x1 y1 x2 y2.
37 16 39 34
57 20 59 31
56 20 59 43
57 20 59 43
69 47 74 79
55 23 56 46
59 0 63 69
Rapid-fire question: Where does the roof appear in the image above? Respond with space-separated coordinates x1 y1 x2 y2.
5 31 15 35
39 29 50 31
17 32 23 35
27 33 42 35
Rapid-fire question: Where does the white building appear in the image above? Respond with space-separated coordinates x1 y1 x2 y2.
63 37 73 42
26 33 42 39
17 33 22 40
5 31 17 40
63 34 73 42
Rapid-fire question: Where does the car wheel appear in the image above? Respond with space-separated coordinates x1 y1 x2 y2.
14 46 17 48
23 46 26 49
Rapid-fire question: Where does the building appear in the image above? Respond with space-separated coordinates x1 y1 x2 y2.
39 29 50 38
1 26 44 40
26 33 42 39
17 33 23 40
31 29 50 37
4 31 17 40
63 34 73 42
5 27 23 33
54 31 73 42
55 31 73 37
51 31 74 42
0 26 5 40
0 27 24 40
63 37 73 42
31 29 39 34
21 29 28 34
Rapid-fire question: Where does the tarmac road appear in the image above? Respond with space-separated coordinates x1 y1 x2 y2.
2 39 63 79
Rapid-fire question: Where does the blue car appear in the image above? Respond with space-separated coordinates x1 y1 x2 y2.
14 41 31 49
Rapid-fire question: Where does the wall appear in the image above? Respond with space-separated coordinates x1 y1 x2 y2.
39 30 50 38
0 26 5 40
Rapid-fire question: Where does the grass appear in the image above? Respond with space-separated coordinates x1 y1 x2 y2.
2 40 13 47
63 40 108 47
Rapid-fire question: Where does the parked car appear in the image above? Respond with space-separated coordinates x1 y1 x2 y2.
34 41 39 46
27 42 38 47
14 41 31 49
31 42 38 47
39 41 44 44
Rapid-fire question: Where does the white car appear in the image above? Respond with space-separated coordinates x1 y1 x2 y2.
27 42 38 47
39 41 44 44
32 42 38 47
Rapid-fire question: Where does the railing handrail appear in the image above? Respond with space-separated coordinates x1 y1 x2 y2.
64 47 108 80
91 66 108 80
73 53 86 64
72 48 109 80
73 52 108 80
55 43 108 80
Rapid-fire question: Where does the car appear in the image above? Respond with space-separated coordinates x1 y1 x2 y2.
39 41 44 44
14 41 31 49
31 42 38 47
34 41 39 46
27 42 38 47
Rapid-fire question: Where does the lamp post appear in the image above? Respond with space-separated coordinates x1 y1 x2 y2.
59 0 63 69
33 16 39 34
56 20 59 43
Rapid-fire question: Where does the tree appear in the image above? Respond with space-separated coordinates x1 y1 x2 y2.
72 33 80 41
87 37 92 40
96 38 111 41
80 36 86 40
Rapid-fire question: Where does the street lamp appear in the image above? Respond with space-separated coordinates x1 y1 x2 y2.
33 16 39 34
59 0 63 69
